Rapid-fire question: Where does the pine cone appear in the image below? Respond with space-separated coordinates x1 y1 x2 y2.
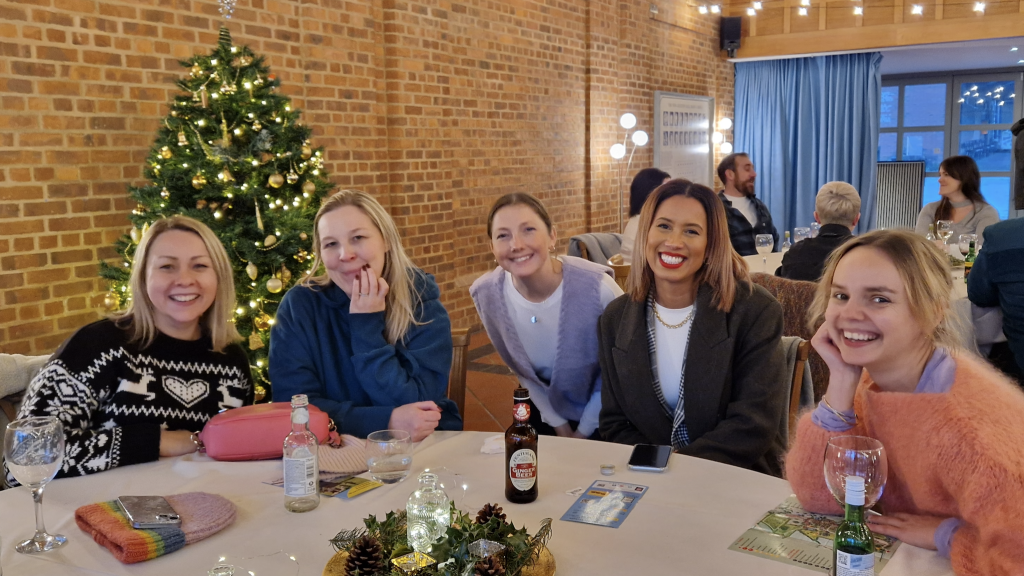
475 503 507 525
345 535 385 576
473 556 506 576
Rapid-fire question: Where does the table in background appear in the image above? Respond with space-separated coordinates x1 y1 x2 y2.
0 432 953 576
742 252 785 276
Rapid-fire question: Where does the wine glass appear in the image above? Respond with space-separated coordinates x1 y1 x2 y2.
936 220 954 244
809 222 821 238
755 234 774 273
4 416 67 553
793 227 811 244
824 436 887 511
958 233 977 256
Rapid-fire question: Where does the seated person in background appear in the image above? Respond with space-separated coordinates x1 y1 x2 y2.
968 217 1024 383
270 191 461 441
471 193 622 439
914 155 1000 249
777 181 860 281
786 229 1024 575
716 152 778 256
599 179 787 475
6 216 254 483
619 168 670 264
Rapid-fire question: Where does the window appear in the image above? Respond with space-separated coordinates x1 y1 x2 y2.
881 72 1022 220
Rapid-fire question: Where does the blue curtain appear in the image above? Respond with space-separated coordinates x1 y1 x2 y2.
735 52 882 235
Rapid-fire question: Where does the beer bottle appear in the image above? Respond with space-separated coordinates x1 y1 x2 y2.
832 475 874 576
505 387 538 503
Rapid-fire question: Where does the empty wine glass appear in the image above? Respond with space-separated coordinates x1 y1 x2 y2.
936 220 954 244
958 233 977 256
424 466 466 510
793 227 811 244
4 416 67 554
824 435 887 510
809 222 821 238
755 234 774 273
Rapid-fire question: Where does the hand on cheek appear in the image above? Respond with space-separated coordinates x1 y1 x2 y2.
350 265 389 314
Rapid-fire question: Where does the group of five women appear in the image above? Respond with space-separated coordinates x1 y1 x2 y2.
8 177 1023 574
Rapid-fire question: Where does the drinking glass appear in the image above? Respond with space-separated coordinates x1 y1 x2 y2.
4 416 67 554
793 227 811 244
958 233 977 256
366 430 413 484
809 222 821 238
824 435 887 510
755 234 774 273
936 220 954 244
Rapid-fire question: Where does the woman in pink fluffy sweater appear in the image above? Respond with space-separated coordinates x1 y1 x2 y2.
786 229 1024 576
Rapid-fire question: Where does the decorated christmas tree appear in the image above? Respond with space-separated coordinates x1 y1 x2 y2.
99 18 332 396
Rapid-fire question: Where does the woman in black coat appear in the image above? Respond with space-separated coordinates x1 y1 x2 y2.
598 179 787 476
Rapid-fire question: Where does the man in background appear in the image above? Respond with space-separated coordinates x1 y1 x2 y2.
968 217 1024 384
777 181 860 282
716 153 778 256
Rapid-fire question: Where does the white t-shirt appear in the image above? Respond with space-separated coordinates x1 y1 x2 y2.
503 265 623 436
653 302 695 411
726 193 758 227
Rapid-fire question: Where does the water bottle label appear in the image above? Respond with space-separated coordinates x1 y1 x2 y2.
509 448 537 490
513 402 530 422
835 550 874 576
283 456 316 497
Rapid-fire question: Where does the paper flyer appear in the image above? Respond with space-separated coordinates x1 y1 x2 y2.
559 480 648 528
264 473 382 499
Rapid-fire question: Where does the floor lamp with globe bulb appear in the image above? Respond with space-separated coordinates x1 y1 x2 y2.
610 113 649 232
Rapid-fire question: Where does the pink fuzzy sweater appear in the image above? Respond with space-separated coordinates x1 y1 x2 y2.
785 353 1024 576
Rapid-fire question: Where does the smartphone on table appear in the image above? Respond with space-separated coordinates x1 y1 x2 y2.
627 444 672 472
117 496 181 529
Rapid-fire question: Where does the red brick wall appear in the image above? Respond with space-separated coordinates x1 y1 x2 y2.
0 0 733 354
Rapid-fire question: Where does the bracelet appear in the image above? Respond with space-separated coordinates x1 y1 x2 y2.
822 397 856 425
190 431 204 453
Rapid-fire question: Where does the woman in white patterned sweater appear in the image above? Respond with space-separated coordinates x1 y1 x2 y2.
5 216 253 483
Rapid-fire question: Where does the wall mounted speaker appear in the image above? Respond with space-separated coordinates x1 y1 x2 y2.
720 17 742 58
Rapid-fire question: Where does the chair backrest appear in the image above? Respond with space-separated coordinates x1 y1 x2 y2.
609 263 630 292
567 233 624 264
789 340 812 441
448 328 471 418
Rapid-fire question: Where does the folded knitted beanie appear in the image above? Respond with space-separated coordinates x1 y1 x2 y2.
75 492 236 564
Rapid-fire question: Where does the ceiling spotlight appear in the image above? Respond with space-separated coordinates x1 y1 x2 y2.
999 101 1005 106
973 2 984 12
977 99 984 104
699 4 708 14
911 4 923 14
1011 47 1019 52
747 7 756 15
853 6 863 14
753 1 763 8
710 4 721 13
1019 60 1024 64
958 98 965 103
800 0 811 5
620 113 637 129
798 6 808 15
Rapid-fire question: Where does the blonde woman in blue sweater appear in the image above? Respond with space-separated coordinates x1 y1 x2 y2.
470 193 622 439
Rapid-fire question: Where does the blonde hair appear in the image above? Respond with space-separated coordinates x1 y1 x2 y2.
627 179 750 312
808 229 961 351
302 190 423 344
815 181 861 227
111 216 240 352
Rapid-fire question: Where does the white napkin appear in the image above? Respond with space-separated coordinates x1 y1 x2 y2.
480 434 504 454
319 434 369 474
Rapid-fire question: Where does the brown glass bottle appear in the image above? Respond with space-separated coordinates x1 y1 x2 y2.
505 387 538 503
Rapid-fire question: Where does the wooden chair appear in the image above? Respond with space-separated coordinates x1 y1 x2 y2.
610 263 630 292
448 328 471 418
789 340 812 442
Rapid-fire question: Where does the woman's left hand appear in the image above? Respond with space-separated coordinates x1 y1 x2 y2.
868 512 944 550
570 430 588 440
350 265 389 314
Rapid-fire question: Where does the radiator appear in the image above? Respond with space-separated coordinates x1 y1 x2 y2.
875 161 925 230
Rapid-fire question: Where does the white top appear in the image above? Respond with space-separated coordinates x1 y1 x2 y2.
653 303 695 411
503 264 623 436
726 193 758 227
619 215 640 265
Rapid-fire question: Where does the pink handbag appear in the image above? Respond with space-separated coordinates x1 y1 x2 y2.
199 402 335 461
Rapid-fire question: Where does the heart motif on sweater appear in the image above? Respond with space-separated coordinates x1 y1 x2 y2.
162 376 210 408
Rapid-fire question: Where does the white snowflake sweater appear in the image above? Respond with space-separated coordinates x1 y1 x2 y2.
5 319 253 483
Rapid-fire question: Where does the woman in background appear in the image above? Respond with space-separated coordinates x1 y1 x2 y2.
7 216 253 482
599 179 787 475
471 193 621 439
915 155 999 248
270 191 461 441
618 168 671 264
786 229 1024 575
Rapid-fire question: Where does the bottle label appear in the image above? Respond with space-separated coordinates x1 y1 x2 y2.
835 550 874 576
513 402 530 422
283 456 317 497
508 448 537 490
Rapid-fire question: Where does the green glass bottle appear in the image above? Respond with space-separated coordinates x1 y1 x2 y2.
963 239 976 284
833 475 874 576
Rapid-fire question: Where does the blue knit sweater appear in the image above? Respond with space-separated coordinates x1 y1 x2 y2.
269 270 462 437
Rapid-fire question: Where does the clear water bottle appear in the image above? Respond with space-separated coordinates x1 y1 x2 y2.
406 472 451 553
283 394 320 512
781 231 792 253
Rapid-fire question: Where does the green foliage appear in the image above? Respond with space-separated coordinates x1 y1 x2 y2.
99 26 333 393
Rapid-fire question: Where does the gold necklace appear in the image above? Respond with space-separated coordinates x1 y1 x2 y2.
653 304 694 329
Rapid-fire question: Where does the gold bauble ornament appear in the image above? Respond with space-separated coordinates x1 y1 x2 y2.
192 174 207 189
196 199 207 209
219 82 237 94
266 277 283 293
253 119 262 131
159 146 172 159
160 187 170 199
264 234 278 247
299 232 308 241
248 331 265 350
130 227 141 243
286 171 299 185
294 249 309 262
268 173 284 188
301 145 312 159
253 312 272 331
178 131 188 146
280 265 292 283
260 152 274 164
220 167 235 182
302 181 316 194
103 291 120 311
246 261 258 280
190 63 202 77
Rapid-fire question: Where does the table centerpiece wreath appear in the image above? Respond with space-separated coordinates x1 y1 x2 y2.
325 503 555 576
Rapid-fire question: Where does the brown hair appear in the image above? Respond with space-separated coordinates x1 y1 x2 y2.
627 179 749 311
716 152 749 187
486 192 553 238
808 229 962 351
934 155 985 223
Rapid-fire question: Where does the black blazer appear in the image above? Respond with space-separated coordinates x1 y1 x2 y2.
598 281 787 476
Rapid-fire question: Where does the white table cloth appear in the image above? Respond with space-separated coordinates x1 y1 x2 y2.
0 432 953 576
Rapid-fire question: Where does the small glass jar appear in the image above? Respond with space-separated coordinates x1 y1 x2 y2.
406 472 451 554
